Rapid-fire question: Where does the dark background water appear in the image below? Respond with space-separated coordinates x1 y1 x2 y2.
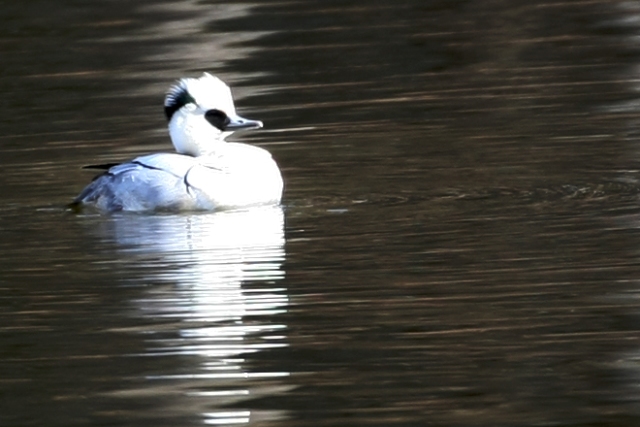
3 0 640 426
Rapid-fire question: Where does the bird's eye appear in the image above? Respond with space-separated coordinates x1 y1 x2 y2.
204 109 230 131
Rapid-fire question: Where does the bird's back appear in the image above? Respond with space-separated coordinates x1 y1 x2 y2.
73 146 282 212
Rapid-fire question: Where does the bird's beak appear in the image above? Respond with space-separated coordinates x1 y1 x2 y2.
225 114 263 130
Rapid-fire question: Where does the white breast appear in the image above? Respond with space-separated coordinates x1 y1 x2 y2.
187 143 284 208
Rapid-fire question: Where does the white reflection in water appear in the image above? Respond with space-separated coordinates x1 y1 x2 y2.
100 206 288 425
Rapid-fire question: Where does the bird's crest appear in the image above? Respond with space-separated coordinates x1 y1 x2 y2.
164 73 236 120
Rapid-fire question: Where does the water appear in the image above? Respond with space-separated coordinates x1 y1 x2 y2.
3 0 640 425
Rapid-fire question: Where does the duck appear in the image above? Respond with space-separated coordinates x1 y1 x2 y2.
71 73 283 212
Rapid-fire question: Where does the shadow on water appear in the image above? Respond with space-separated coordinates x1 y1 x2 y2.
3 0 640 426
91 206 289 426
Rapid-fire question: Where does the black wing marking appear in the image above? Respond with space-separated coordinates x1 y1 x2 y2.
82 162 122 170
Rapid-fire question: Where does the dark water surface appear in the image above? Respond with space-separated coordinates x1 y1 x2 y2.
3 0 640 426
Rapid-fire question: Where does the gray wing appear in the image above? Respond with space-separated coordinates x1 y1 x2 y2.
73 155 197 212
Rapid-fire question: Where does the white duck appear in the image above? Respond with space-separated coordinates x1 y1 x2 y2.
72 73 283 212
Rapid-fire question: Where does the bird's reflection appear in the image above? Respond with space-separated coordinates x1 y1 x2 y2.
98 206 288 425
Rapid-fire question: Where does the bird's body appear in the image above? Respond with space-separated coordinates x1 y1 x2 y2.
72 73 283 213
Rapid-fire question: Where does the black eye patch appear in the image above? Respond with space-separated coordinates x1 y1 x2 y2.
204 109 231 131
